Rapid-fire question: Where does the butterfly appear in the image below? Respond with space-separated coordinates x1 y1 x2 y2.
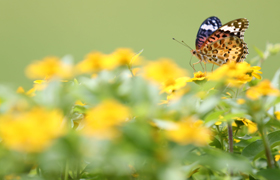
190 16 249 67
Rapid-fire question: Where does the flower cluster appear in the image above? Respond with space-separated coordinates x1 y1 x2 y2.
0 107 65 152
0 45 280 179
82 99 130 139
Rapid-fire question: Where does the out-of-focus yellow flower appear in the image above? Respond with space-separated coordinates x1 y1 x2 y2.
234 139 241 143
143 58 187 84
234 117 257 134
166 117 211 146
275 155 280 161
17 79 56 97
75 100 86 106
16 87 25 94
208 62 262 87
215 115 224 125
215 121 222 125
237 98 246 104
161 77 191 94
226 92 231 96
0 107 65 152
246 79 280 100
131 68 141 76
221 92 232 99
275 111 280 120
111 48 139 66
33 79 48 91
17 86 36 97
76 48 141 75
25 57 73 80
4 174 21 180
75 52 119 74
227 73 252 87
82 100 130 139
159 87 189 105
128 165 139 178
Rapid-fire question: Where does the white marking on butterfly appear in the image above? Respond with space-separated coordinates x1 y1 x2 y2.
220 25 235 32
201 24 217 31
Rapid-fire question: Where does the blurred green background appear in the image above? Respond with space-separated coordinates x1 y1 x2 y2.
1 0 280 88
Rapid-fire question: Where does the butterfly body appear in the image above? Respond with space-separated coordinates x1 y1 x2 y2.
192 17 249 66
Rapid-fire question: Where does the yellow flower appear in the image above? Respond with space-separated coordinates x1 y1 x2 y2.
16 86 35 97
0 107 65 152
226 73 252 87
215 121 222 125
215 115 224 125
246 79 280 100
208 62 262 87
221 92 232 99
191 71 207 81
4 175 21 180
232 121 237 127
234 117 257 134
75 100 86 106
111 48 139 66
143 58 187 84
25 57 73 80
82 100 130 139
275 155 280 161
75 52 119 74
237 98 245 104
166 117 211 146
250 66 262 79
234 139 241 143
159 87 189 105
275 111 280 120
132 68 141 76
161 77 191 94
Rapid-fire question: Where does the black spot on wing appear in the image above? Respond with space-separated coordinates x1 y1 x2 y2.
195 16 222 50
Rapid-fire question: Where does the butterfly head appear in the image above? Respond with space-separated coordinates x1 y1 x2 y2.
191 50 197 55
190 50 199 59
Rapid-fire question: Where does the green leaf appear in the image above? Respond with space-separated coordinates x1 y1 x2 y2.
152 119 177 130
257 169 280 180
198 96 220 115
204 110 224 126
253 46 264 59
195 148 252 173
209 137 222 149
271 68 280 89
223 113 246 121
242 130 280 160
129 49 144 66
73 105 86 113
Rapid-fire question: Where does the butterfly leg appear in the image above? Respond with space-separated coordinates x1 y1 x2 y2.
204 62 207 74
211 64 215 72
192 61 201 72
199 61 205 72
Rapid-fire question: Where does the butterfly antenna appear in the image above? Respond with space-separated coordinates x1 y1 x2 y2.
181 40 193 50
172 38 193 50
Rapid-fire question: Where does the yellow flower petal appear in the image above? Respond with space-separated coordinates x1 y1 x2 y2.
237 98 245 104
275 111 280 120
0 107 65 152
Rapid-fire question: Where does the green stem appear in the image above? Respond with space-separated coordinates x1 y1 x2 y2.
216 125 224 150
76 159 80 179
36 166 40 176
228 122 233 153
259 125 275 168
127 64 135 77
64 160 69 180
